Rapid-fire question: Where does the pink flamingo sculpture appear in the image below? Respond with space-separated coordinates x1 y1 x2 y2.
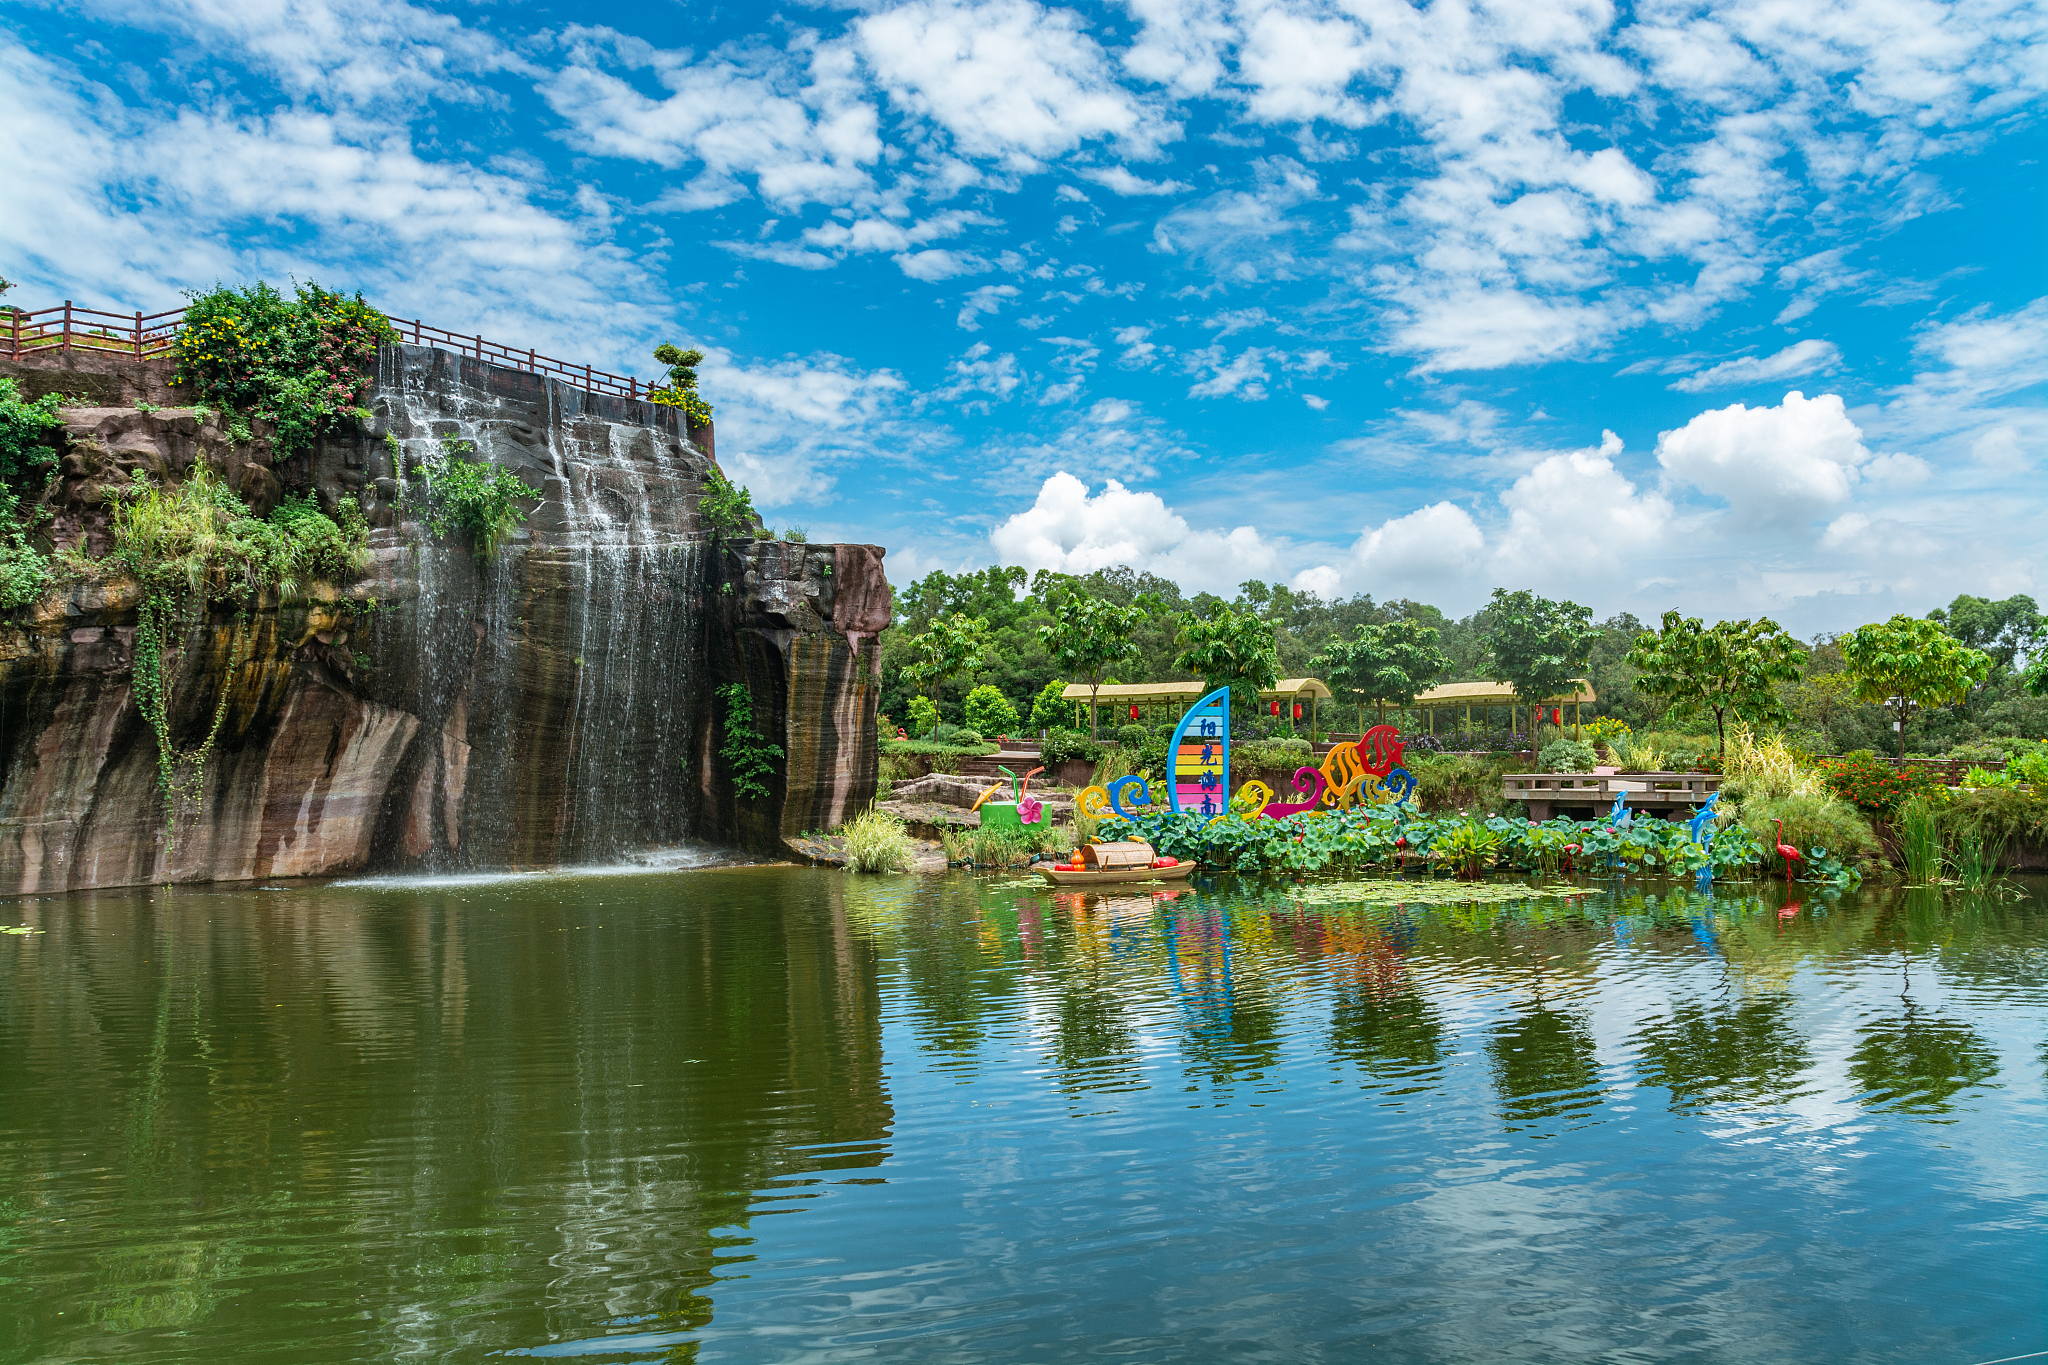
1774 819 1803 883
1395 835 1408 874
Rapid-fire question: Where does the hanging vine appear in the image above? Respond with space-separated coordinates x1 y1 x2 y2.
132 591 249 851
109 464 369 852
717 682 782 802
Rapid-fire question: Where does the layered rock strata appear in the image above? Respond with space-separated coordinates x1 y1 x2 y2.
0 343 885 893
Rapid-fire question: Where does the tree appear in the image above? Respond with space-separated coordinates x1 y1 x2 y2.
1039 584 1157 737
1028 677 1070 732
2027 654 2048 699
650 343 714 425
1927 593 2042 675
1173 601 1280 722
1840 615 1993 757
1478 589 1598 750
1312 618 1450 731
962 683 1019 736
1625 611 1809 754
901 612 991 702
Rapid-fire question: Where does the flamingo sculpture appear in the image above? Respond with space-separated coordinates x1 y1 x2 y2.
1774 818 1803 883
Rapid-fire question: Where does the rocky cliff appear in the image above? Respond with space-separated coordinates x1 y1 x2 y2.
0 344 886 894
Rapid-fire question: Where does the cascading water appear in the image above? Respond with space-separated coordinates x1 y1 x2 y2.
368 344 706 870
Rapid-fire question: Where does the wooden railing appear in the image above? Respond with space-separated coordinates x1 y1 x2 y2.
3 301 660 401
4 302 186 359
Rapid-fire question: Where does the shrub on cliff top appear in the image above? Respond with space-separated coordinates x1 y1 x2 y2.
173 280 396 459
648 343 714 426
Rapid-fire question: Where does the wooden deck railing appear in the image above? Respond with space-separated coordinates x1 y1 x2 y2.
3 301 658 401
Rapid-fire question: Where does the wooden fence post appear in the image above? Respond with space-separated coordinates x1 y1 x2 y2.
134 311 143 357
62 301 72 356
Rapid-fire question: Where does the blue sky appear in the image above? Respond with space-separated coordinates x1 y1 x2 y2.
4 0 2043 632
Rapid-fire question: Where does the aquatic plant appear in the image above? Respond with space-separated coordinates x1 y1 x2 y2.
1898 797 1943 885
842 807 913 873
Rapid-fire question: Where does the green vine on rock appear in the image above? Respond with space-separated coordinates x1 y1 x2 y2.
133 591 248 852
109 464 370 853
717 681 782 803
409 439 531 555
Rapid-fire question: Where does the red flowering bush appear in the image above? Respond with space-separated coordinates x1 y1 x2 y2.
1821 750 1942 813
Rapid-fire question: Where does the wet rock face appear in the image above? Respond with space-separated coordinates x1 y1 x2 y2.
696 540 887 854
0 344 885 893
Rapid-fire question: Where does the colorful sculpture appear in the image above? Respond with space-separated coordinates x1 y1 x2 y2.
1168 687 1232 818
1108 774 1152 819
1076 785 1114 820
1319 723 1415 810
1263 766 1328 817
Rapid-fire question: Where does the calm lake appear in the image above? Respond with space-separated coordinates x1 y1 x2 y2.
2 865 2043 1363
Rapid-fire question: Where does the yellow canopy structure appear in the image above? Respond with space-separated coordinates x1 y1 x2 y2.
1057 678 1334 735
1406 679 1595 739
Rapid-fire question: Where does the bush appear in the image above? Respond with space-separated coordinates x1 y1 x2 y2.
842 807 912 873
0 534 49 609
906 695 939 736
1114 722 1150 747
963 684 1019 736
1237 736 1313 770
944 824 1030 867
1540 738 1597 773
1739 792 1879 864
1821 750 1942 814
411 445 531 555
1039 728 1102 765
698 466 756 538
952 729 983 746
173 280 394 458
1407 752 1518 815
1028 677 1070 732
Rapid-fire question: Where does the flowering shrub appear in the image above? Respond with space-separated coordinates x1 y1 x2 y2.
1820 750 1942 813
173 281 396 459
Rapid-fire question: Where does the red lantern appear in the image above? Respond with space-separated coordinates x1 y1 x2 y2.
1270 700 1280 716
1552 707 1562 726
1292 702 1303 720
1129 704 1140 721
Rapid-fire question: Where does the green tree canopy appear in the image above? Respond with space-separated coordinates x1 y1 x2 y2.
1478 588 1598 746
1312 617 1451 727
1840 614 1993 756
1039 583 1157 736
1173 601 1280 722
1927 593 2042 676
1625 611 1808 753
902 612 991 699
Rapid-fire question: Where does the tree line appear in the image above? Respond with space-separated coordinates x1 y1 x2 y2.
877 567 2048 757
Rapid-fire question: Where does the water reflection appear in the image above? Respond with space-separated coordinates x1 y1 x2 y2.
1485 1000 1605 1133
1 872 2043 1363
1849 1007 2001 1117
1636 995 1815 1115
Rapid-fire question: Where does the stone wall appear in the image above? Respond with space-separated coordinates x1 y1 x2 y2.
0 343 885 894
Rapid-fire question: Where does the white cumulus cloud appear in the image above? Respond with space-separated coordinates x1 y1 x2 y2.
1656 390 1870 527
990 472 1281 592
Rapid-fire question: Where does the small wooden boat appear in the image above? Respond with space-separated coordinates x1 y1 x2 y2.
1035 840 1196 886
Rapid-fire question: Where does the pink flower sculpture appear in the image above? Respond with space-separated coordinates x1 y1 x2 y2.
1018 795 1043 825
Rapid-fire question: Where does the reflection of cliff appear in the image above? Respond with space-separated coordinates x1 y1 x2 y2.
0 875 893 1357
0 345 885 891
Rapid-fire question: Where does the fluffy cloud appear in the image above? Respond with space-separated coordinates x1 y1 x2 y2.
857 0 1176 167
1491 436 1675 589
1655 391 1870 527
990 472 1281 591
1349 502 1487 596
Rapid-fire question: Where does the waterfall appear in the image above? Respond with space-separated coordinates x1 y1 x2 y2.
367 344 707 870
